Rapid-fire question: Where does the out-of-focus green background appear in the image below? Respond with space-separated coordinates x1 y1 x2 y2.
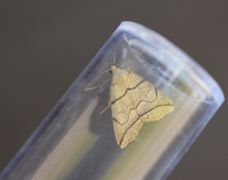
0 1 227 179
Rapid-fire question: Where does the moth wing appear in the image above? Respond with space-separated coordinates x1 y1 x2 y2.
110 68 174 148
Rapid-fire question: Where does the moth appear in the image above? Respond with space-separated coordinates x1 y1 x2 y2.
85 44 174 148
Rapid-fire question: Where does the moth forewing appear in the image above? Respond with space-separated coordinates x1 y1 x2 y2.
109 65 174 148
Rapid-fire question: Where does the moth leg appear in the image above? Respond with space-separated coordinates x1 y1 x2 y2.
99 103 111 114
84 76 111 91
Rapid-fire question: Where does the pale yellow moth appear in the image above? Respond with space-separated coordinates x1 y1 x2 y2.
85 42 174 148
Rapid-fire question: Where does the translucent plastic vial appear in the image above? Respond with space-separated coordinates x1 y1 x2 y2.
0 22 224 180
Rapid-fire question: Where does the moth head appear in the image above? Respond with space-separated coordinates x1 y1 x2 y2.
109 63 118 73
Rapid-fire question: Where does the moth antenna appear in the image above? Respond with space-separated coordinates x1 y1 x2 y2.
84 69 111 90
84 37 126 91
113 37 128 64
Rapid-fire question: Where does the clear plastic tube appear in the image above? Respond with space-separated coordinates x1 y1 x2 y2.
0 21 224 180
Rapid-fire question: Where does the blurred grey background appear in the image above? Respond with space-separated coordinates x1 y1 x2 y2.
0 1 227 180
